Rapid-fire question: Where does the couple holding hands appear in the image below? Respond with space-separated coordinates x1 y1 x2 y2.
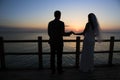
48 10 100 74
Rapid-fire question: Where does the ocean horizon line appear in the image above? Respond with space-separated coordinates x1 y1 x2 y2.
0 25 120 33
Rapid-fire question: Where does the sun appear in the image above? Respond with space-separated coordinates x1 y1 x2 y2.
72 26 82 32
65 23 84 32
65 25 83 32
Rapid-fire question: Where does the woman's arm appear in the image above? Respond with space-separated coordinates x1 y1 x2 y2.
73 32 84 35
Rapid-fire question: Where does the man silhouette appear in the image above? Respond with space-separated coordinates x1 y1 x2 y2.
48 10 72 74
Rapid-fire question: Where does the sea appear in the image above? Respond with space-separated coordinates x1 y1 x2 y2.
0 31 120 68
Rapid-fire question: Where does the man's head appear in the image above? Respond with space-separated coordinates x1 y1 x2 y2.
54 10 61 20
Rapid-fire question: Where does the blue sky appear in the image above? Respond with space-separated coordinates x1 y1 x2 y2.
0 0 120 31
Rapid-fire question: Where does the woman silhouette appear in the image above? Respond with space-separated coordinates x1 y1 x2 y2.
74 13 101 72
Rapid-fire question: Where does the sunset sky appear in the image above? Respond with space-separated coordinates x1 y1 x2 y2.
0 0 120 32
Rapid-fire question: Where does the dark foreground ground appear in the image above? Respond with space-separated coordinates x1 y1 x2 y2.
0 65 120 80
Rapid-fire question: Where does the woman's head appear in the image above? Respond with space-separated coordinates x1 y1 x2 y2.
88 13 101 39
88 13 99 29
88 13 97 23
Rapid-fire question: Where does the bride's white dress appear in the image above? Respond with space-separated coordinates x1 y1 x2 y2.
80 23 95 72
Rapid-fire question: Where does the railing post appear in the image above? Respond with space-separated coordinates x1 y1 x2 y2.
0 37 6 70
38 36 43 69
108 36 114 66
76 37 80 68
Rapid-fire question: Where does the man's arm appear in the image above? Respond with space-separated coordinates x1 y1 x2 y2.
62 22 72 36
48 22 51 37
63 31 73 36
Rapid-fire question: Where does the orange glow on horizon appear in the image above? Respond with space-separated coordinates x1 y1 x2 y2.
65 24 84 32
